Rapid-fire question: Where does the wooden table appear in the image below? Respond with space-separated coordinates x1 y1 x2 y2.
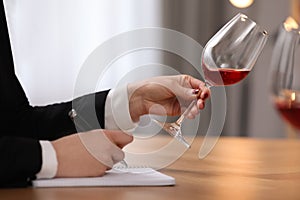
1 137 300 200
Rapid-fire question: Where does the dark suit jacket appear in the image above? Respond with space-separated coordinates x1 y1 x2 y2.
0 1 109 187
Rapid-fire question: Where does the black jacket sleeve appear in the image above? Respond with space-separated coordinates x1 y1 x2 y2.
0 1 109 187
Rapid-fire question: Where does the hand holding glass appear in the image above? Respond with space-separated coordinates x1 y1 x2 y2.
154 13 268 148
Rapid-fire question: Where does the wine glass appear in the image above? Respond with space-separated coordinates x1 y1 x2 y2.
270 17 300 133
154 13 268 148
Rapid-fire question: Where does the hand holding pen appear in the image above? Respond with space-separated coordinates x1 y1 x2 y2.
68 109 130 168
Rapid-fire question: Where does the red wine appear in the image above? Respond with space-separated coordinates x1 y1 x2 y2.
274 90 300 130
203 65 250 86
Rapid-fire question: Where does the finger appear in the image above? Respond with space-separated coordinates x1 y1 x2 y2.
197 99 205 110
101 154 115 168
168 75 206 101
104 130 134 148
112 150 125 164
106 141 126 166
178 86 199 101
185 76 210 100
78 130 118 168
186 112 195 119
101 138 125 167
199 85 210 100
183 103 198 119
190 104 199 116
188 75 205 89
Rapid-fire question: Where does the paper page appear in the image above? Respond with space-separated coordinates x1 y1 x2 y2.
32 168 175 187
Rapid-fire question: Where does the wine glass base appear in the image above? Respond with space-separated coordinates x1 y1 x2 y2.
152 119 191 149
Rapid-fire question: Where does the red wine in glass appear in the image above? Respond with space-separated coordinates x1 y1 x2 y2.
274 90 300 130
202 64 251 86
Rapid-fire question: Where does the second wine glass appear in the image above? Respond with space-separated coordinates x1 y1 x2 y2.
154 13 268 148
270 17 300 133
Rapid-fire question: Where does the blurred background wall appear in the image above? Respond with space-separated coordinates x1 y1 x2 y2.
7 0 295 138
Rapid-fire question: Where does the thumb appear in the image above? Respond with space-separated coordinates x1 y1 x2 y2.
104 130 134 148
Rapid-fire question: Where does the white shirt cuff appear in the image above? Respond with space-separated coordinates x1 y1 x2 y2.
36 141 58 179
105 85 137 132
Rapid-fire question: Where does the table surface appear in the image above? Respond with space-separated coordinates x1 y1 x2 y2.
1 137 300 200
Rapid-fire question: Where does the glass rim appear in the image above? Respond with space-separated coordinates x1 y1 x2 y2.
235 12 268 35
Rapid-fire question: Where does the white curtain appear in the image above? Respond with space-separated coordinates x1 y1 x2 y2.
4 0 163 105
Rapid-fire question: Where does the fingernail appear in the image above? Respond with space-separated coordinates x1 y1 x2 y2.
192 89 200 95
202 93 208 99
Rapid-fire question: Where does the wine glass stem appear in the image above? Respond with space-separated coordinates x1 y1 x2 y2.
205 81 213 89
175 99 197 126
175 82 212 126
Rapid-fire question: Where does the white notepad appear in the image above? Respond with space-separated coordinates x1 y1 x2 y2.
32 168 175 187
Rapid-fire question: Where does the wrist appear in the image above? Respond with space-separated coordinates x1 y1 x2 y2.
36 141 58 179
51 140 62 177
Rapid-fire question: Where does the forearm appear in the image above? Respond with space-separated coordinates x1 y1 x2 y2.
13 90 110 141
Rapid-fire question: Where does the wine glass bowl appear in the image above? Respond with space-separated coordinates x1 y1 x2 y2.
154 13 268 148
270 17 300 132
202 13 268 87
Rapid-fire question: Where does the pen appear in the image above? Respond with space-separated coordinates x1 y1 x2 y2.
68 109 128 168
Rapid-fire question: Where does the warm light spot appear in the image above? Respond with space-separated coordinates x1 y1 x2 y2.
229 0 254 8
291 92 296 101
283 17 299 31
